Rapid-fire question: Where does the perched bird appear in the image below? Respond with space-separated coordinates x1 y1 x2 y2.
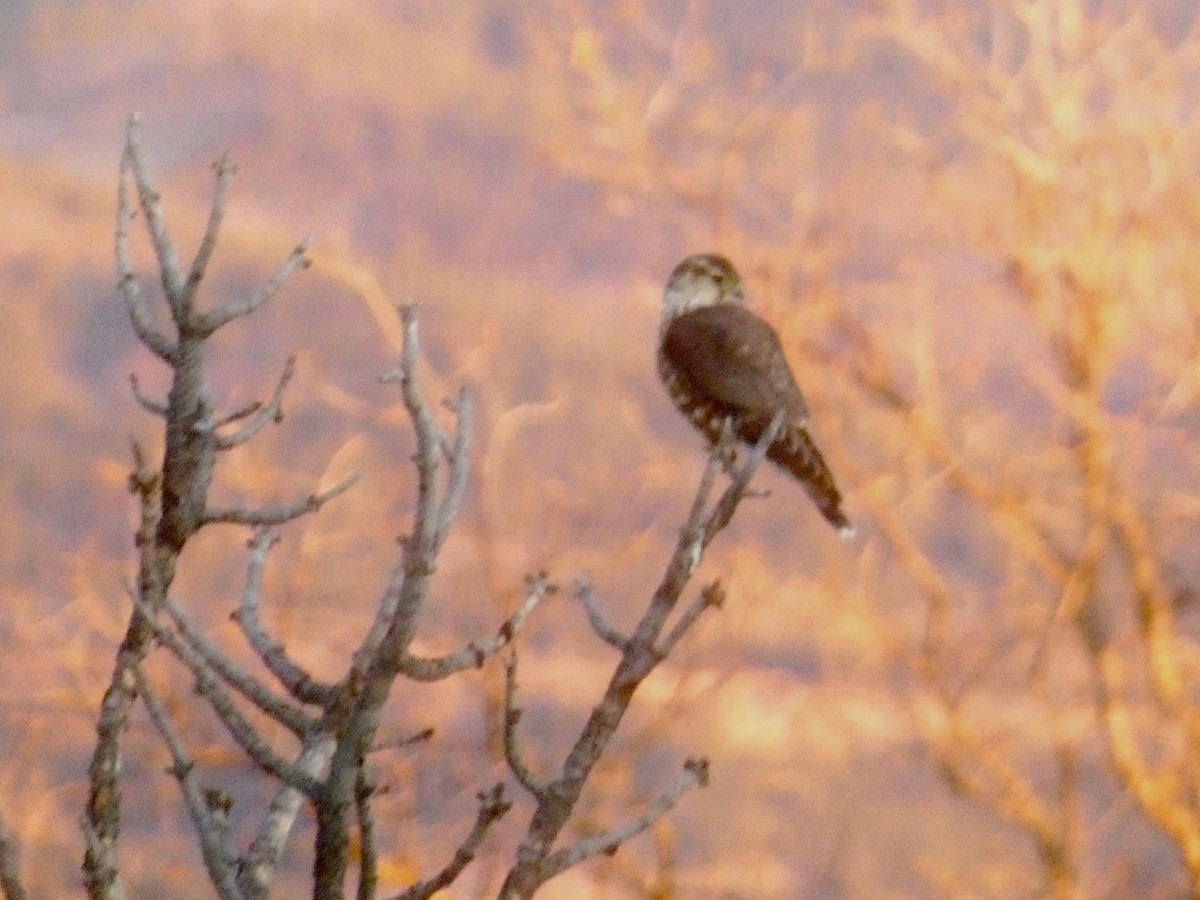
657 253 853 537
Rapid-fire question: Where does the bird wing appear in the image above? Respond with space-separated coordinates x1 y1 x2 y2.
660 304 809 421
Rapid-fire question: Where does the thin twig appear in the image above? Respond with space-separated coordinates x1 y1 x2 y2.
575 579 630 651
123 115 188 316
434 387 474 548
540 759 709 881
194 240 312 337
231 529 338 706
162 596 312 735
399 575 552 681
115 139 173 363
392 785 512 900
656 581 725 658
183 152 235 307
214 357 297 449
129 373 168 417
371 727 435 755
132 665 245 900
380 304 445 574
213 399 264 428
350 371 473 682
128 593 321 796
202 471 360 527
502 654 550 800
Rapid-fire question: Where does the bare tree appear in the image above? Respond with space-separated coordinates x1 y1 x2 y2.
844 1 1200 896
38 114 799 900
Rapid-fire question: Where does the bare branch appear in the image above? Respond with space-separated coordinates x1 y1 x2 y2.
656 581 725 659
202 471 359 528
349 558 409 686
127 593 321 796
132 665 245 900
391 784 512 900
232 528 338 706
1084 626 1200 874
85 610 152 892
930 721 1064 857
215 357 297 449
192 662 322 797
434 387 474 547
313 303 465 898
502 654 550 800
123 115 188 318
575 579 629 651
162 596 312 735
115 144 174 363
240 734 336 897
372 727 435 755
701 411 784 543
499 411 780 897
685 419 734 536
193 239 312 337
183 152 235 307
399 574 553 681
212 399 264 429
380 304 447 560
349 301 456 680
122 571 317 737
355 772 378 900
129 373 168 417
103 120 363 900
541 759 709 882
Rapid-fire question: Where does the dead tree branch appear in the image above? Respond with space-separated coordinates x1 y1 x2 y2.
97 115 772 900
391 785 512 900
497 414 783 898
85 114 314 900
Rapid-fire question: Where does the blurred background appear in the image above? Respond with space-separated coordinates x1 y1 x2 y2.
1 0 1199 896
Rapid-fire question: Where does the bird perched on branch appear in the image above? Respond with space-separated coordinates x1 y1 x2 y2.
657 253 854 537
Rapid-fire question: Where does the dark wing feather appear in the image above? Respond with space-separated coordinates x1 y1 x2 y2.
768 424 851 533
661 304 809 421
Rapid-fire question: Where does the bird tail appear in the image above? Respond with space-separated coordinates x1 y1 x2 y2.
768 425 855 538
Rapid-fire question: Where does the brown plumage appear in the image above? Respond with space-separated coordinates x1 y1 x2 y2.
657 254 853 536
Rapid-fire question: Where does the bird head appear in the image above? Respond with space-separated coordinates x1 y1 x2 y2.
660 254 744 332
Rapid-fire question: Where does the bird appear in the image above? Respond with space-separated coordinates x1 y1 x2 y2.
657 253 854 537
